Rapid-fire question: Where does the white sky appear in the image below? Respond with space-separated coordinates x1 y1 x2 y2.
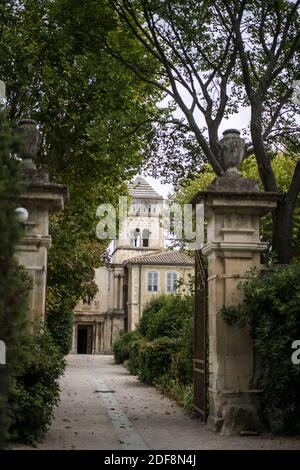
144 175 173 199
141 77 299 195
143 93 252 198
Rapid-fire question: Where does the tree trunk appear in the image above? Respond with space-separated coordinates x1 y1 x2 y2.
272 197 294 264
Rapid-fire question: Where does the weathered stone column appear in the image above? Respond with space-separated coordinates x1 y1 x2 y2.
193 129 281 435
14 119 68 324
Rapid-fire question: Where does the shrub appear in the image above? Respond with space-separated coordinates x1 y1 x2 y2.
9 328 65 443
46 293 74 356
138 295 169 338
171 315 194 385
0 109 29 447
0 110 65 446
155 374 194 414
0 265 30 447
182 384 194 414
113 330 140 364
138 337 180 385
113 292 195 415
219 264 300 434
127 336 142 375
138 294 194 340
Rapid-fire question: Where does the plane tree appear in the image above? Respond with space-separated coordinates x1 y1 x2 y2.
109 0 300 263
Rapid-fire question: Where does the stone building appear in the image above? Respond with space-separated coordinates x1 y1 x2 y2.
71 177 194 354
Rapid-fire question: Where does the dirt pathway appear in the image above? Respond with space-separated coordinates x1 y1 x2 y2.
16 355 300 450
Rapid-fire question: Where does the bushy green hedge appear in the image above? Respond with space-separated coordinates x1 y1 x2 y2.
139 294 193 340
0 109 66 447
113 330 141 364
46 297 74 356
113 293 194 412
10 328 65 443
0 265 30 447
127 335 142 375
138 337 180 384
171 315 194 385
219 264 300 434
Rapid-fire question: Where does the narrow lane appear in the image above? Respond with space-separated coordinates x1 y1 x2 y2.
16 355 300 450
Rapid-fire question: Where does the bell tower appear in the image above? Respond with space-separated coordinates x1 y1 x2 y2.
111 177 164 265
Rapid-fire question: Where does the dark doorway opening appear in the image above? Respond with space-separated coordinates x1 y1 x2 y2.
77 325 93 354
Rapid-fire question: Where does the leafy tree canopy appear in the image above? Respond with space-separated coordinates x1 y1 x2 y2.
0 0 163 352
176 154 300 260
109 0 300 263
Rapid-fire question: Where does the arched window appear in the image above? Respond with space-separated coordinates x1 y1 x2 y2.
147 271 158 292
167 272 178 292
133 228 140 247
142 228 149 247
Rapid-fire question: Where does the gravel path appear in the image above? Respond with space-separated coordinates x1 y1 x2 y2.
15 355 300 450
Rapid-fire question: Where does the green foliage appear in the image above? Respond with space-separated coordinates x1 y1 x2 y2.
138 337 180 385
46 297 74 356
0 109 65 446
127 336 142 376
171 315 194 385
182 384 194 414
138 294 194 341
155 376 194 414
113 293 195 414
0 265 30 447
113 330 140 364
138 295 168 338
219 264 300 434
177 155 300 259
111 1 299 192
0 109 30 447
0 0 162 353
9 328 65 443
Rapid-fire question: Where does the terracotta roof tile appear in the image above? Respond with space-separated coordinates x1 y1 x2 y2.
124 250 194 266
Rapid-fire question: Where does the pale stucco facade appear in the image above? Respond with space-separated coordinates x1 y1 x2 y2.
125 256 194 331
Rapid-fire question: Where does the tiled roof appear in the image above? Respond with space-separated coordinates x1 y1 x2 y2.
124 250 194 266
128 176 163 200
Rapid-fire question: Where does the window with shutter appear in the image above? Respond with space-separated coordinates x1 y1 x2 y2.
167 272 178 292
148 271 158 292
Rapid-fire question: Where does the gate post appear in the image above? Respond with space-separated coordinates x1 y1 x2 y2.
14 119 68 324
192 129 281 435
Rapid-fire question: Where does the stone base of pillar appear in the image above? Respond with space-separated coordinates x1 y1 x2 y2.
208 390 263 435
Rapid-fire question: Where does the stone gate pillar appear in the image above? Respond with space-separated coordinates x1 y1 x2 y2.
193 129 281 434
14 119 68 324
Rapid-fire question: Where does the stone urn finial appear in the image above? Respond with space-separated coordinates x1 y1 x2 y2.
219 129 245 176
16 118 40 169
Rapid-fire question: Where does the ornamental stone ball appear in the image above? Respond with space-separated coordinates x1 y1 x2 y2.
15 207 29 224
219 129 245 176
16 118 40 169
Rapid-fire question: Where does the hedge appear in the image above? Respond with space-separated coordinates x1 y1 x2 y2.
113 293 194 410
219 264 300 434
113 330 141 364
